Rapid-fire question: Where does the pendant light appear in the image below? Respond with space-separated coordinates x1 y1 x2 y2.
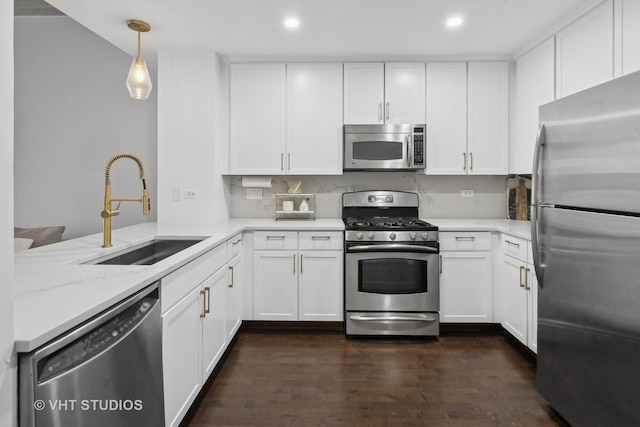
125 19 153 100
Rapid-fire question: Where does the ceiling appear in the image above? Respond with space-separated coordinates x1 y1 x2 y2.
26 0 595 63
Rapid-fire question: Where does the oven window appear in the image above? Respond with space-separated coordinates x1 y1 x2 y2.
358 258 428 294
353 141 403 161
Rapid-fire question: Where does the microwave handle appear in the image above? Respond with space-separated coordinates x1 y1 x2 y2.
407 135 413 168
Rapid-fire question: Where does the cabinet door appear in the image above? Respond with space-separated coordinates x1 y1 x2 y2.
298 250 344 321
619 0 640 76
344 63 385 124
425 62 467 175
501 255 528 345
527 265 538 353
384 63 426 124
253 250 298 320
512 38 555 174
287 63 343 175
162 285 203 427
226 253 243 340
556 1 613 98
440 251 493 323
201 267 227 380
467 62 509 175
230 63 286 174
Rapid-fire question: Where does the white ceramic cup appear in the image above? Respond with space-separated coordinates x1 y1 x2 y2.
282 201 294 212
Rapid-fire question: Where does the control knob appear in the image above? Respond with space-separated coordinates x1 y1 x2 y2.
421 232 429 240
409 232 417 240
390 232 397 241
368 232 375 240
356 232 364 240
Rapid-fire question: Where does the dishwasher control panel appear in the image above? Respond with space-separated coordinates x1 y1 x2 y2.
38 296 157 383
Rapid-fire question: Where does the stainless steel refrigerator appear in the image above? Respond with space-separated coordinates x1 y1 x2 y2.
531 70 640 426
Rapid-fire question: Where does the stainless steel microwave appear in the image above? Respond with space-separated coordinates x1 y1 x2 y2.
343 124 425 171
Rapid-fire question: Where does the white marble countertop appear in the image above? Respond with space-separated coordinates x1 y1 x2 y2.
13 219 344 352
14 217 529 352
429 218 531 240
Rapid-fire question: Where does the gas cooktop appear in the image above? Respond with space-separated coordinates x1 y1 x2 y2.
343 216 437 231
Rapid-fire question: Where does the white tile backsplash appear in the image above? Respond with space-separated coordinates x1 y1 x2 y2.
229 173 507 219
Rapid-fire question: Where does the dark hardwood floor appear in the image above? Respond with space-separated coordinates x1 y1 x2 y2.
185 331 567 426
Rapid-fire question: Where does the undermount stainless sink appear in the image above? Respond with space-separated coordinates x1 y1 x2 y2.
88 238 205 266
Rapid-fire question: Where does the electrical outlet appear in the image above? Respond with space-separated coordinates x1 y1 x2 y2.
184 189 199 199
461 189 475 198
246 188 263 200
173 188 182 201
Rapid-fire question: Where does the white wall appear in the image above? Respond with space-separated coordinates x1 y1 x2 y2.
14 17 158 239
157 51 230 224
1 2 15 426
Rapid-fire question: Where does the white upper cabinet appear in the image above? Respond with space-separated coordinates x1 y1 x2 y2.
287 63 343 175
467 62 509 175
230 63 342 175
343 63 385 124
556 0 614 98
512 38 556 175
229 63 286 175
616 0 640 76
344 62 425 124
425 62 467 175
384 63 426 124
426 62 509 175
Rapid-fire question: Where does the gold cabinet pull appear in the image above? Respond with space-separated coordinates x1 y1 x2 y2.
293 254 296 273
228 266 234 288
525 267 531 290
519 266 526 288
204 286 211 314
470 152 474 171
200 289 207 318
300 254 303 274
463 153 467 171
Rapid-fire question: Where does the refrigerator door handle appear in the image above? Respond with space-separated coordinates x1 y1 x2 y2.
531 122 547 288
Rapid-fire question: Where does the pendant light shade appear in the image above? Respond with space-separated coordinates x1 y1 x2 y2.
125 20 153 100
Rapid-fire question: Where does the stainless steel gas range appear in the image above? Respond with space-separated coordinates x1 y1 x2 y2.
342 191 440 336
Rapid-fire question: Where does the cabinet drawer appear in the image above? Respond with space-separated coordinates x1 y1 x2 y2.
440 232 491 251
501 234 528 262
227 233 243 258
298 231 343 250
253 231 298 250
161 243 228 313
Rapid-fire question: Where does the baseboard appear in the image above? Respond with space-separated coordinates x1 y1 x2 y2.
241 320 345 333
440 322 502 334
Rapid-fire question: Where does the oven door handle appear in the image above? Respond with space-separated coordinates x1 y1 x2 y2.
347 244 438 253
349 314 438 322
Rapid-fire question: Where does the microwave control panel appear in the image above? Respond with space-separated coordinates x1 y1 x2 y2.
413 126 425 166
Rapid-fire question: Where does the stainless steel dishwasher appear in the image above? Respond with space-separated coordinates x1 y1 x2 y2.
19 282 164 427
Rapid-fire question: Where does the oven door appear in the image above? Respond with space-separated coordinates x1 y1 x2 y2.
345 243 439 312
344 133 412 170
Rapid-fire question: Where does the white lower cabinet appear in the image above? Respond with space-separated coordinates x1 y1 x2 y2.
439 232 493 323
253 231 343 321
162 284 203 427
201 268 228 379
226 252 244 340
162 236 245 427
298 250 343 321
253 250 298 320
500 235 537 353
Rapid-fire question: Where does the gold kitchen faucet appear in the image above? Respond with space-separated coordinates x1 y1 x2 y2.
101 153 150 247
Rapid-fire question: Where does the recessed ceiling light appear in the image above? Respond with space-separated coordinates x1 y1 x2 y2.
284 17 300 29
446 16 464 28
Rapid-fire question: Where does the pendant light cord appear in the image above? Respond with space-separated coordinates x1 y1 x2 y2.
137 31 141 59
